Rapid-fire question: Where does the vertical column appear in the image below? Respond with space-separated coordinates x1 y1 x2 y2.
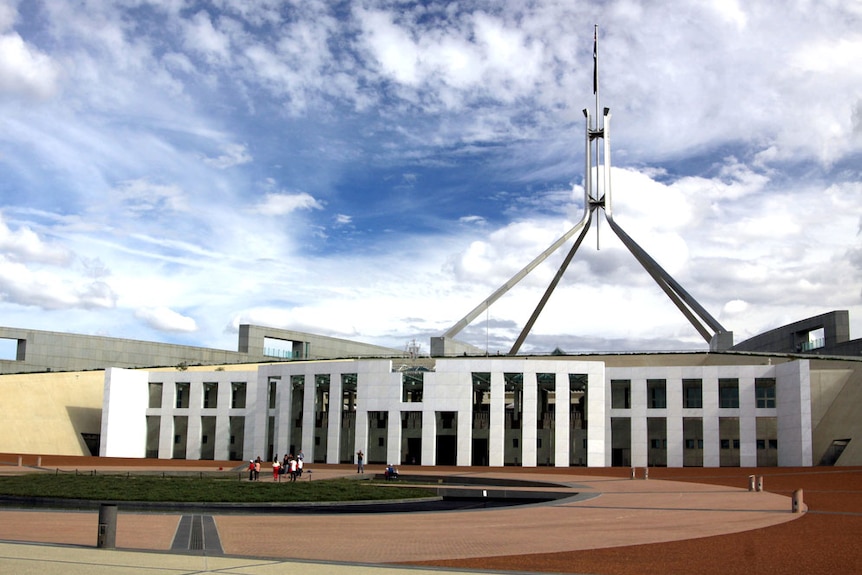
776 360 812 466
387 409 402 465
521 372 538 467
421 408 436 466
554 371 570 467
489 371 505 467
327 369 343 464
666 375 683 467
739 373 758 467
186 378 202 460
702 372 719 467
355 409 369 466
587 367 607 467
630 378 647 467
302 368 316 463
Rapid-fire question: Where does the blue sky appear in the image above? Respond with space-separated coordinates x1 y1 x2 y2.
1 0 861 355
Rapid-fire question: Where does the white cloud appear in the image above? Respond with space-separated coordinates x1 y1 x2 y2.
252 192 324 216
0 213 71 264
0 32 61 100
136 306 198 333
203 143 252 169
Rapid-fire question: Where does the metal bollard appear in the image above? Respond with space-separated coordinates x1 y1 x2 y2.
792 489 804 513
644 467 649 480
97 504 118 549
631 467 636 480
757 476 764 492
748 475 756 491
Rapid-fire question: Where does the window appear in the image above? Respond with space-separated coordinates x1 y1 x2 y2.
175 382 190 408
719 379 739 408
148 382 163 408
402 372 424 402
611 380 631 409
647 379 666 409
231 382 247 409
267 378 278 409
721 439 730 449
756 378 776 408
203 382 218 409
683 379 702 408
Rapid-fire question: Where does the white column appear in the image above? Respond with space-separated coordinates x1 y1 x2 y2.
387 409 402 465
777 360 812 466
555 371 570 467
422 408 436 465
302 368 316 462
587 367 607 467
521 372 538 467
489 371 505 467
739 372 758 467
630 378 647 467
327 370 343 464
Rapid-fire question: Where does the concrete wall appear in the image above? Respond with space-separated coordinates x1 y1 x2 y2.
0 370 104 456
1 325 402 375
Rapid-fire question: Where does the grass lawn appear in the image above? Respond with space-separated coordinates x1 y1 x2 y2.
0 473 436 503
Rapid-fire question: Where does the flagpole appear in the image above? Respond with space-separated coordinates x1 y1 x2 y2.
593 24 601 250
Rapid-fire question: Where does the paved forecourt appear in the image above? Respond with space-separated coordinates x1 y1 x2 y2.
0 464 803 574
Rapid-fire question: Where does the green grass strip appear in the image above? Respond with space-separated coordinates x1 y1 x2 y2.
0 473 436 503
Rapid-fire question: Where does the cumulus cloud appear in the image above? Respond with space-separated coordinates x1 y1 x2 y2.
0 213 71 265
136 306 198 333
1 2 861 352
252 192 324 216
0 32 61 100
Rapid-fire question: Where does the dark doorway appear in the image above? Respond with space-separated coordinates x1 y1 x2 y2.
472 438 488 466
436 435 457 466
405 437 422 465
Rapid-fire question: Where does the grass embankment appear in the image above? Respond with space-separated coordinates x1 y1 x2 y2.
0 474 436 503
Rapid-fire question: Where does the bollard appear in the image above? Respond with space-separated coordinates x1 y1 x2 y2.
644 467 649 480
97 504 118 549
17 456 22 467
792 489 804 513
36 456 42 467
631 467 636 480
757 476 764 492
748 475 756 491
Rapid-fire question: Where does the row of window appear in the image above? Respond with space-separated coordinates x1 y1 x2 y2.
152 376 778 412
611 378 776 410
149 382 250 410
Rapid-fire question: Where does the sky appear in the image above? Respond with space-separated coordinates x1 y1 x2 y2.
1 0 861 357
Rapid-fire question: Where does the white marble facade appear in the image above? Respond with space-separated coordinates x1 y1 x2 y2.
101 357 813 468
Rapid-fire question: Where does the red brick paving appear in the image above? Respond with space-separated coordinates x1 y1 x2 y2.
3 455 861 574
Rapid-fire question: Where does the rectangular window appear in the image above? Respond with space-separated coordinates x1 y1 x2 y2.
721 439 730 449
647 379 667 409
268 378 278 409
148 382 163 408
231 382 247 409
719 378 739 409
175 382 190 408
683 379 702 408
402 371 424 402
203 382 218 409
755 378 776 408
611 380 631 409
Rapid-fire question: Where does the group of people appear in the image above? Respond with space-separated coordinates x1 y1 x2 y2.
356 450 398 480
248 450 305 482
